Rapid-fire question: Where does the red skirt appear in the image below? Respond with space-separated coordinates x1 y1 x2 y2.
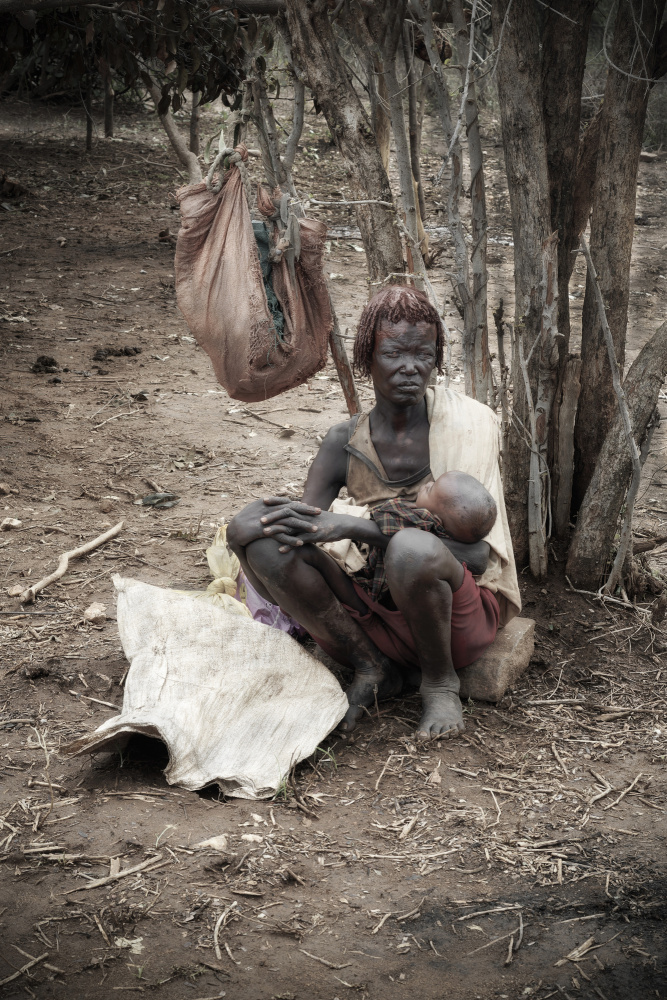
313 566 499 671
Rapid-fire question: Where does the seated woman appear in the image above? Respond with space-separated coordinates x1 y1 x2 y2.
228 286 520 741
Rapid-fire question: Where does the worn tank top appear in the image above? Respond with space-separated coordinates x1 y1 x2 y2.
345 411 434 508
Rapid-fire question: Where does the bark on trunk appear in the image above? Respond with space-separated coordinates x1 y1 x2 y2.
283 0 404 285
572 0 666 513
541 0 594 538
103 76 114 138
369 56 391 172
84 79 93 151
252 75 284 189
566 322 667 589
451 0 490 405
571 107 602 257
553 355 581 538
37 35 50 95
412 2 471 376
516 233 559 578
492 0 553 564
402 27 427 224
384 54 426 290
541 0 593 362
189 90 200 155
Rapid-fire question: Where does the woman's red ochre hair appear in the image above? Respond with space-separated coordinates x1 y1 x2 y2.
353 285 445 379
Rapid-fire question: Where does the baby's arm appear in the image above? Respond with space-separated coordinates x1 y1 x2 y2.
441 538 490 576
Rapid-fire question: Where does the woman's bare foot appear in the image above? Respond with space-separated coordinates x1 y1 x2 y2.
415 680 464 740
339 658 403 733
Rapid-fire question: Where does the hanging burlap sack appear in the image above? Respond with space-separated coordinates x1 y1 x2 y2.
174 145 332 402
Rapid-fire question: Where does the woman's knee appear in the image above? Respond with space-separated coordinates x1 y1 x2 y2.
246 536 297 588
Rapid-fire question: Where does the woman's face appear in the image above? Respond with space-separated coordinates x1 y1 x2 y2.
370 318 437 407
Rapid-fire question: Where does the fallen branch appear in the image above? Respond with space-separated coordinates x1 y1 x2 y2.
69 853 169 891
299 949 352 970
633 533 667 554
18 521 124 604
603 772 642 811
579 235 641 596
371 911 393 934
0 952 48 987
465 924 523 957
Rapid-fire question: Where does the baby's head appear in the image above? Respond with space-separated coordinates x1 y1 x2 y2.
415 471 497 544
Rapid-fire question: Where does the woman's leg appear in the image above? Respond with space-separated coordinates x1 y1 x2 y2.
244 537 402 730
384 528 466 740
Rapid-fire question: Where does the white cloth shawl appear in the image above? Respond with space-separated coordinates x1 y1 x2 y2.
426 385 521 624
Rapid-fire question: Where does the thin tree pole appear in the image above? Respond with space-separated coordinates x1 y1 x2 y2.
579 234 641 597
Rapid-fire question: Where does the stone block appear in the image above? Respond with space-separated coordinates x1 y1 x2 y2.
458 616 535 703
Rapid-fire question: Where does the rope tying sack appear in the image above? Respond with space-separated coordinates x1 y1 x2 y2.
206 146 254 209
174 143 333 402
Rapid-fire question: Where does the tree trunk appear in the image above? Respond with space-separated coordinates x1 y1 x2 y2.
402 27 427 223
283 0 404 285
252 75 284 189
541 0 593 362
571 107 602 260
552 355 581 538
412 3 471 367
541 0 594 537
384 53 426 290
103 77 114 138
492 0 553 565
451 0 490 405
84 78 93 151
566 322 667 589
189 90 200 155
368 56 391 172
37 35 50 95
572 0 666 513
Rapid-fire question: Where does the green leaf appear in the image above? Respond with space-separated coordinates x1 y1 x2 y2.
261 28 273 53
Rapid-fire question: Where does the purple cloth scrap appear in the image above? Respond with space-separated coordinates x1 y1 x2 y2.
236 570 307 638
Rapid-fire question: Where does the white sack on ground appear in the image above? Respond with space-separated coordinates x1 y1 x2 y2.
65 576 348 799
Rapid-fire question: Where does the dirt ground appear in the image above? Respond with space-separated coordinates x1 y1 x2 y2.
1 94 666 1000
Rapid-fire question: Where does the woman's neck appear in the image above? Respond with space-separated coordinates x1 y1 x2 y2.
370 393 428 434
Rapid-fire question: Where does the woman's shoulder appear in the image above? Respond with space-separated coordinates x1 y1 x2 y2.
323 414 362 447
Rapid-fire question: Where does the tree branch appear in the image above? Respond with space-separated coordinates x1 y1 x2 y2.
144 76 202 185
0 0 284 11
282 79 305 175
